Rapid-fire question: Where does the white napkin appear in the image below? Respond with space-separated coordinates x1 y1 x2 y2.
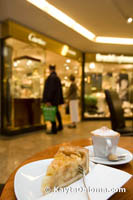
38 164 132 200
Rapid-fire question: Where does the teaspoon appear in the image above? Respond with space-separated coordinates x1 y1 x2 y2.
108 153 127 161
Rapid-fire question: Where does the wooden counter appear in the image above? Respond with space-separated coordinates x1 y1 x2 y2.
14 98 41 127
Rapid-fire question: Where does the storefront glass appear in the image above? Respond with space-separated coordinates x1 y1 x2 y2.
84 61 133 119
0 39 3 129
3 37 82 130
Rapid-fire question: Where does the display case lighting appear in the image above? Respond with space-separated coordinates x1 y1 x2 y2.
66 66 69 70
91 87 97 91
89 63 95 69
14 61 18 67
84 78 87 82
66 59 71 63
27 60 32 66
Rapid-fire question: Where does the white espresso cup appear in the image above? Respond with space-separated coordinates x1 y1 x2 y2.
91 127 120 158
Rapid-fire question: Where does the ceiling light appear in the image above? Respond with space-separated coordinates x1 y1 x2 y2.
72 22 95 40
26 0 95 41
127 17 133 24
26 0 133 46
95 36 133 45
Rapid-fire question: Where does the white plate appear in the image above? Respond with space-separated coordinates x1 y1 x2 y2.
14 159 96 200
85 146 133 165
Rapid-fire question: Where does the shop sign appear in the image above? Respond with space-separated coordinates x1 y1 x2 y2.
61 45 77 56
28 33 46 46
68 49 76 56
96 53 133 63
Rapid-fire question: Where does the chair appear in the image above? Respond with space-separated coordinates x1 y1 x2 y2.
0 184 4 195
104 89 133 136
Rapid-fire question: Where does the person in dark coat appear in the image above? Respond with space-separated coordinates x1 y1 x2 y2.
42 65 64 134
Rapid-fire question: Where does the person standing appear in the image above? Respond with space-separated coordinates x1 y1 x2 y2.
42 65 64 134
67 74 79 128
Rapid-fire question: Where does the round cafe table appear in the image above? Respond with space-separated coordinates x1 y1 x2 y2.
0 136 133 200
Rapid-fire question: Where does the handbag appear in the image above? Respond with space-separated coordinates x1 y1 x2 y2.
41 105 57 121
65 103 70 114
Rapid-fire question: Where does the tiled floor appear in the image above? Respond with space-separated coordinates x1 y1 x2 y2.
0 120 111 184
0 120 132 184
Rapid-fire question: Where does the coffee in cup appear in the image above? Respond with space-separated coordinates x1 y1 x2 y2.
91 127 120 158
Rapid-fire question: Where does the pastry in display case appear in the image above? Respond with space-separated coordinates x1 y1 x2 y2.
12 57 45 99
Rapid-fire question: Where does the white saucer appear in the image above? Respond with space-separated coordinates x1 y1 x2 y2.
14 159 95 200
85 146 133 165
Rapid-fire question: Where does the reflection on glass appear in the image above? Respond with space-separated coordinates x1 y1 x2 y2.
84 62 133 118
3 37 82 128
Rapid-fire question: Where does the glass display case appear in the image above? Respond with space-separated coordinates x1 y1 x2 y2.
2 37 82 131
84 62 133 119
2 38 46 129
12 58 44 99
0 20 83 134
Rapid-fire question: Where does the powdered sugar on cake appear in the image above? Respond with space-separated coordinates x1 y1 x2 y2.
92 126 118 136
